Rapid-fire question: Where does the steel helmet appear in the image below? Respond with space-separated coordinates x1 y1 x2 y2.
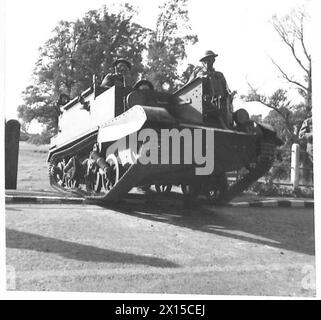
200 50 218 62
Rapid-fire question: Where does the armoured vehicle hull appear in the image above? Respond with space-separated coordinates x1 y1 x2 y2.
48 77 282 203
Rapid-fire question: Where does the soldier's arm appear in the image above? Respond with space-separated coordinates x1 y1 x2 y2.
101 73 115 88
188 66 203 83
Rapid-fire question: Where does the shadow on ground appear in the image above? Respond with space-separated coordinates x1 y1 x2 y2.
103 197 315 256
6 228 179 268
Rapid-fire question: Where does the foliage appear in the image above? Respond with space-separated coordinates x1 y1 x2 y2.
19 131 30 142
243 88 307 149
262 105 306 182
180 63 197 86
17 84 57 135
144 0 198 91
261 95 310 182
243 7 311 146
36 5 147 95
270 148 291 181
250 114 262 122
271 8 311 112
249 181 313 198
261 93 307 145
26 132 52 145
18 1 198 139
19 131 52 145
18 4 149 135
242 7 312 182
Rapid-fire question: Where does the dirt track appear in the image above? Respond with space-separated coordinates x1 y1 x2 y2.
6 200 315 296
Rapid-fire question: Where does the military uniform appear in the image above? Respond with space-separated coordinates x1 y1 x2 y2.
299 117 313 162
189 66 229 97
100 58 131 88
189 65 231 125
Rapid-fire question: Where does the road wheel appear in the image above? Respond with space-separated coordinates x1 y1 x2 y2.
206 173 229 204
103 154 120 191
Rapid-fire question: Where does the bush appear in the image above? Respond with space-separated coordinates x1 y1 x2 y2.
249 181 313 198
19 131 30 142
27 132 52 145
269 147 291 181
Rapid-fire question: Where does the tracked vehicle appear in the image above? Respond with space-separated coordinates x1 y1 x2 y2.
48 76 282 203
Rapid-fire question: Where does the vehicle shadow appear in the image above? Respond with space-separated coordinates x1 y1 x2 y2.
104 197 315 256
6 228 180 268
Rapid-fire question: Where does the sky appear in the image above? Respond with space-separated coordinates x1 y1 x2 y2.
2 0 315 131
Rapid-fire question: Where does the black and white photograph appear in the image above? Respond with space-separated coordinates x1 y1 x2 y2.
2 0 318 299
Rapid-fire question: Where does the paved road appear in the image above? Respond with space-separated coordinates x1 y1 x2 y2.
6 200 315 296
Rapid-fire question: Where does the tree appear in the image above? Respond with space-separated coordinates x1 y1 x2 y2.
271 8 311 113
244 87 308 182
18 1 199 137
243 7 311 144
263 102 309 182
17 83 56 134
180 63 197 85
18 4 149 135
262 91 307 145
244 87 303 145
144 0 198 91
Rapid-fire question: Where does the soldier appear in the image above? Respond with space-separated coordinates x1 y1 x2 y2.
299 116 313 163
190 50 233 127
101 58 132 88
189 50 230 99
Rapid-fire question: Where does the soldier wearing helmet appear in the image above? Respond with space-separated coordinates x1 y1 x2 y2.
299 116 313 163
189 50 230 98
101 58 132 88
189 50 233 127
